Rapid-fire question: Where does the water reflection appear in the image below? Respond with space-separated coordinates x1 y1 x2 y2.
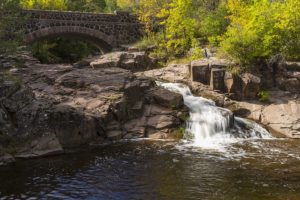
0 140 300 200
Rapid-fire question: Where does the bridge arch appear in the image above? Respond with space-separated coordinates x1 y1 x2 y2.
23 9 142 53
25 26 114 53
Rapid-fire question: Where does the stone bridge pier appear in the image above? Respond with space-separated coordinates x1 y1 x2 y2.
23 9 142 52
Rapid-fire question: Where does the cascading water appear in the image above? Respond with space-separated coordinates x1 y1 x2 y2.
156 82 271 149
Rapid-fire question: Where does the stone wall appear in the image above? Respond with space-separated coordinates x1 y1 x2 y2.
22 9 142 51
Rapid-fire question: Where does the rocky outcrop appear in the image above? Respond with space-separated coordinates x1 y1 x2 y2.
90 51 157 72
261 56 300 93
276 62 300 93
224 72 261 100
137 57 300 139
0 53 187 163
136 62 226 106
226 91 300 138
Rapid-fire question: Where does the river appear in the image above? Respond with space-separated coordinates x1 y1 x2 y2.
0 83 300 199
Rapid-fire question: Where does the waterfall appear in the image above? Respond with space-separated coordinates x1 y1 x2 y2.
156 82 271 149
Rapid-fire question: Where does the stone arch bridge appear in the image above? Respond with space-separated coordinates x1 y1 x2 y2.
23 9 142 52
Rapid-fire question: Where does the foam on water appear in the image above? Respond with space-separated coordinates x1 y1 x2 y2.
156 81 272 150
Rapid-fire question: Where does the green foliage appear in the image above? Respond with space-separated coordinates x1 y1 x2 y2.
158 0 197 56
200 2 229 45
219 0 300 65
134 36 156 50
104 0 117 12
31 38 97 64
20 0 67 10
20 0 132 12
0 0 25 54
67 0 107 12
258 90 269 102
116 0 136 11
176 127 185 139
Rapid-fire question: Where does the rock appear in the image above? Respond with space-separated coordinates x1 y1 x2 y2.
90 51 157 72
226 91 300 138
209 58 229 69
147 131 169 139
224 72 261 100
190 59 210 84
0 51 187 162
210 68 225 91
224 72 235 93
0 153 15 166
136 63 190 83
240 73 261 99
147 115 177 129
261 98 300 138
277 77 300 93
285 62 300 71
149 88 184 109
90 52 124 68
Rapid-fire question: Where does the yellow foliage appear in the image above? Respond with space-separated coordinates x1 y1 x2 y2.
20 0 67 10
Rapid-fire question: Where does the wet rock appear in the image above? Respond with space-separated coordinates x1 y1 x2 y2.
147 115 176 129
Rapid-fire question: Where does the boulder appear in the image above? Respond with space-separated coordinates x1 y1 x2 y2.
240 73 261 99
90 52 124 68
224 72 261 100
149 88 184 109
285 62 300 71
277 77 300 93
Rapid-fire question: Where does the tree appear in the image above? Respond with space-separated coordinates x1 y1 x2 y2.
20 0 67 10
116 0 136 11
0 0 25 54
66 0 107 12
158 0 198 56
219 0 300 64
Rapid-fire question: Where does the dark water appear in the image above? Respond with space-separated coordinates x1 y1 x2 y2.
1 139 300 200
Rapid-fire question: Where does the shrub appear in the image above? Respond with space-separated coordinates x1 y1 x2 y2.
258 90 269 102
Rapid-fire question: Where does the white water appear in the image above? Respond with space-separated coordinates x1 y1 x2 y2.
156 82 271 149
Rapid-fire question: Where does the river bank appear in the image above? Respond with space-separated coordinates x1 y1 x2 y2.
1 48 300 166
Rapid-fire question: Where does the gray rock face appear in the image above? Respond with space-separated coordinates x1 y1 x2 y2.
0 54 187 161
90 51 157 72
